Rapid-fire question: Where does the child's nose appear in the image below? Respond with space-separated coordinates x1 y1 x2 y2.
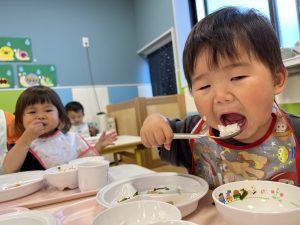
213 88 234 104
36 113 46 119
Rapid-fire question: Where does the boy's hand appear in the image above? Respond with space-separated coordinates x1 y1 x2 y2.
95 131 118 152
140 113 173 150
21 119 46 145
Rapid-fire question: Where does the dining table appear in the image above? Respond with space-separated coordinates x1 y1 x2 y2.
86 135 147 166
0 164 227 225
36 165 226 225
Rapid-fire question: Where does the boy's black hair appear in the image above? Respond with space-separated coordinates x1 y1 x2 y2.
14 85 71 135
183 7 284 90
65 101 84 114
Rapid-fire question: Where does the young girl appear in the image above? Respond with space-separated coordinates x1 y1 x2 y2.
3 86 107 173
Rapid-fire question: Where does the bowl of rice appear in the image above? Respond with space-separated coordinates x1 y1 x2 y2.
44 164 78 190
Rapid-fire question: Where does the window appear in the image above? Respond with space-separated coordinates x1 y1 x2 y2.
275 0 300 47
148 42 177 96
192 0 300 48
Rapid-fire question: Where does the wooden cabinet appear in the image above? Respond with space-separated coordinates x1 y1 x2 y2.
106 94 186 168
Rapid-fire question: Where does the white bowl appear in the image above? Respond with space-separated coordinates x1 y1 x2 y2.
92 200 181 225
0 207 29 215
97 172 208 217
150 220 198 225
212 180 300 225
0 171 44 202
68 156 105 165
44 164 78 190
0 211 56 225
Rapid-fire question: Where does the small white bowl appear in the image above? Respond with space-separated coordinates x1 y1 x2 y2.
0 211 56 225
92 200 182 225
44 164 78 190
150 220 198 225
212 180 300 225
0 207 29 215
69 156 105 165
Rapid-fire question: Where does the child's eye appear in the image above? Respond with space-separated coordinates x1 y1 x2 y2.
27 111 36 114
46 109 53 112
231 76 246 81
199 85 211 90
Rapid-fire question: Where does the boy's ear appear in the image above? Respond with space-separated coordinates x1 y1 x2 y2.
274 67 287 95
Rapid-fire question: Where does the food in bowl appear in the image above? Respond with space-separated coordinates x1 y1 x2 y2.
92 200 182 225
97 172 208 217
212 180 300 225
44 164 78 190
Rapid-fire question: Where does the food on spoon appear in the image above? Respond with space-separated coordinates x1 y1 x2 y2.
218 123 240 137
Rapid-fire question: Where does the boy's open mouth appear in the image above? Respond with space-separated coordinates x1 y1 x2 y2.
220 113 247 129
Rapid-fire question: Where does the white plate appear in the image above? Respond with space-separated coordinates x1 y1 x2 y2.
68 156 105 165
0 211 56 225
0 171 44 202
96 172 209 217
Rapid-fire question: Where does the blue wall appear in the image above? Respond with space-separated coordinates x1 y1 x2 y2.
134 0 174 49
1 0 145 86
1 0 175 88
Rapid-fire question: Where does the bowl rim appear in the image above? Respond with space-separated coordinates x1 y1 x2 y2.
44 164 78 175
96 172 209 208
212 180 300 214
150 220 198 225
92 199 182 224
68 156 105 165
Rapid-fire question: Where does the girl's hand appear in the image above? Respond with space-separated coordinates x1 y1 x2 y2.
21 119 46 144
94 131 118 152
140 113 173 150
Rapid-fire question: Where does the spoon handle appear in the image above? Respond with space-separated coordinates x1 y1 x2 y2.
173 133 206 139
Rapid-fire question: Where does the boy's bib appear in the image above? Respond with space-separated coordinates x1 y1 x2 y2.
190 106 299 189
29 131 98 169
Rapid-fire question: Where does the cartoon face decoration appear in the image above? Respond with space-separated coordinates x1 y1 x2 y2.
0 46 14 61
276 119 287 133
277 146 289 163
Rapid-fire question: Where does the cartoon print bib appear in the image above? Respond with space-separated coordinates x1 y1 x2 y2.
0 110 7 170
191 107 299 189
29 131 98 169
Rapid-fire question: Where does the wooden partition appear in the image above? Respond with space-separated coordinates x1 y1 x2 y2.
106 94 186 168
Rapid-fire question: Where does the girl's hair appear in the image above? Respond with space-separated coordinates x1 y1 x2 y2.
183 7 284 90
14 85 71 135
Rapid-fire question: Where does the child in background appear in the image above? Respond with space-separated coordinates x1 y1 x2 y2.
65 101 96 137
65 101 118 148
3 86 108 173
0 110 17 173
140 7 300 188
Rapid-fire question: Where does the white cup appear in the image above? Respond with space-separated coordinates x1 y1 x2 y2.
78 160 109 191
97 112 107 132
